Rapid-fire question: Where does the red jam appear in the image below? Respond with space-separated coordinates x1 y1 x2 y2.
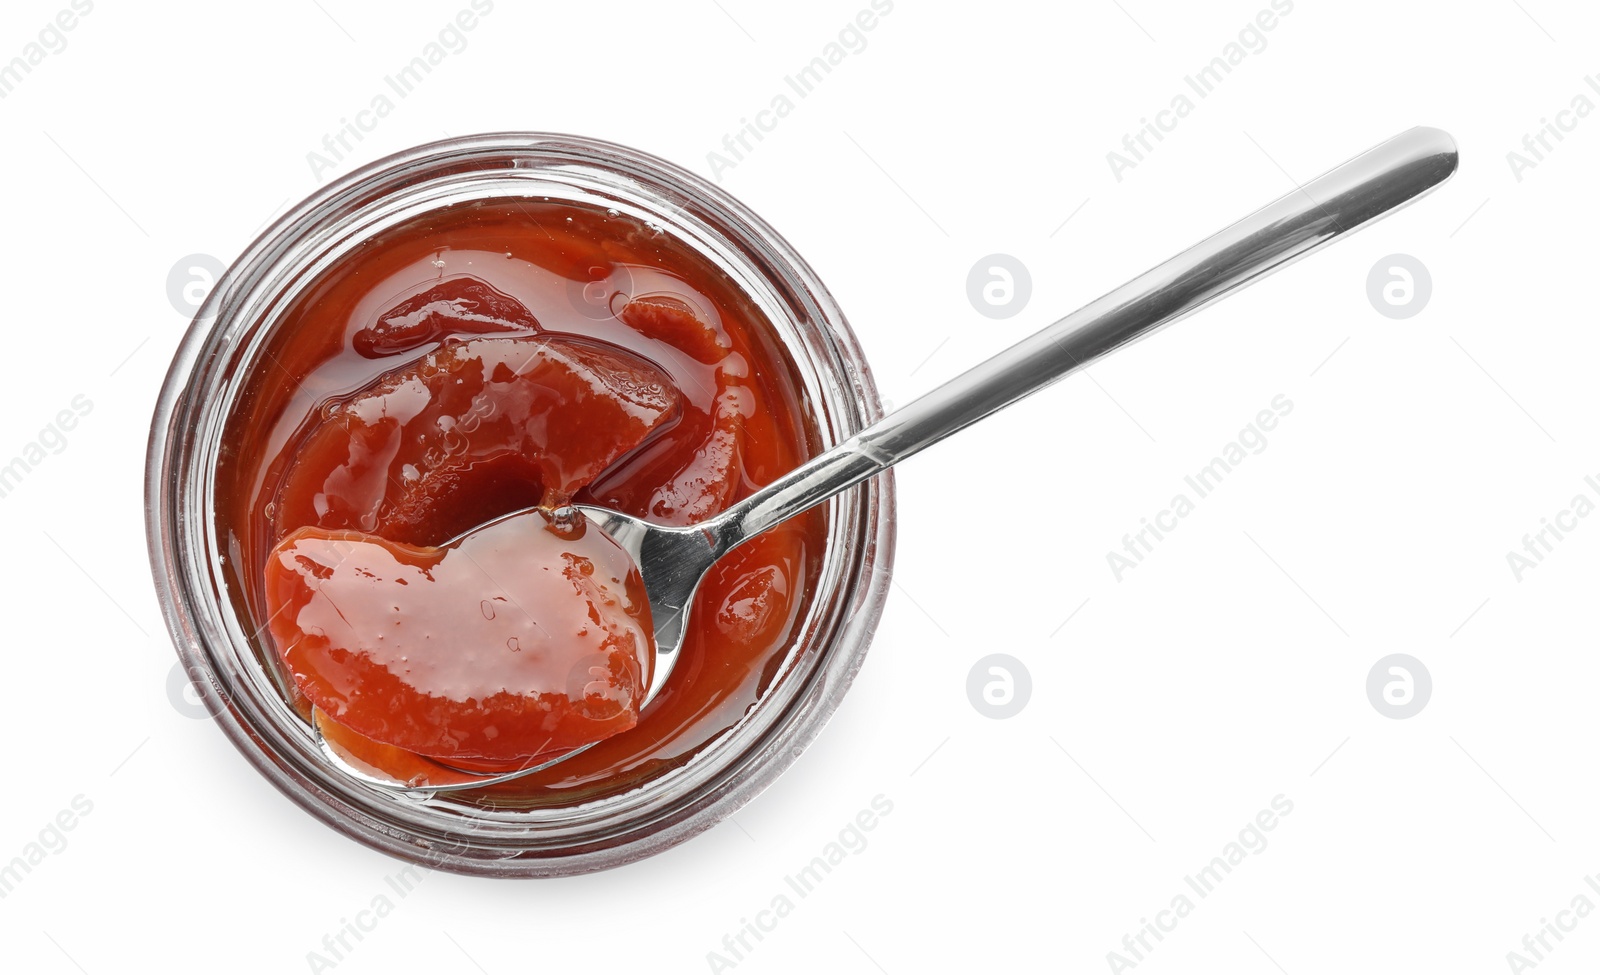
266 511 652 764
217 198 826 801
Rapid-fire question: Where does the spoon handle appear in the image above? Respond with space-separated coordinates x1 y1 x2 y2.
708 126 1458 551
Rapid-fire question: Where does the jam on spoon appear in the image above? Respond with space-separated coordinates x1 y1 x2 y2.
264 328 684 766
266 508 652 764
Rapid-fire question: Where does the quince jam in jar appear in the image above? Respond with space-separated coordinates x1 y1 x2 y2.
216 197 826 800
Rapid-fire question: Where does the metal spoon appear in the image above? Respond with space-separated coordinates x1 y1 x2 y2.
331 126 1458 794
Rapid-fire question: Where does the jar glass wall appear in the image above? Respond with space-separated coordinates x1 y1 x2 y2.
146 134 895 877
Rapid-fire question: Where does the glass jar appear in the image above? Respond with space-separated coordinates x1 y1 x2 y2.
145 133 895 877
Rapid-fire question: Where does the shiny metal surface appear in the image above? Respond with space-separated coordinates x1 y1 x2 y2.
717 126 1459 545
362 126 1457 793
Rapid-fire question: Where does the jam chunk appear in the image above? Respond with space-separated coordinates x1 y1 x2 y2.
620 294 731 365
354 275 539 357
646 385 746 524
265 510 653 763
618 295 749 525
274 335 681 545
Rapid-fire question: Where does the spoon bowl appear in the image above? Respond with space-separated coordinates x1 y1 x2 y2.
570 504 727 704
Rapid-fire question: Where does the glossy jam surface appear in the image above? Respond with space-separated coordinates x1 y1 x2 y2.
217 198 825 802
273 334 683 541
266 512 653 764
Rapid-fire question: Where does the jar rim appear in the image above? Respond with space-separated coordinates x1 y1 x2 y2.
145 132 896 877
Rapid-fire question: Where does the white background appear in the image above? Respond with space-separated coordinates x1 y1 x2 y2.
0 0 1595 972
